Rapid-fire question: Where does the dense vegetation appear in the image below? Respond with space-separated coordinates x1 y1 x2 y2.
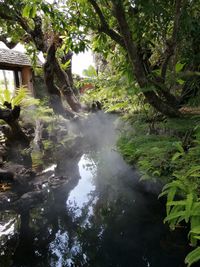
0 0 200 266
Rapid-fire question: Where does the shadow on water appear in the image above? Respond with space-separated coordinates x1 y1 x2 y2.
0 112 189 267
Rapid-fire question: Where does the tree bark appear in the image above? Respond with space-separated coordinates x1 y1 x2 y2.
14 14 82 114
53 58 82 112
61 51 79 96
111 0 181 117
0 105 30 145
88 0 181 117
43 44 75 118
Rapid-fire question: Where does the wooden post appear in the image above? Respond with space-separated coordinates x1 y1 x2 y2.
14 70 20 88
21 67 34 96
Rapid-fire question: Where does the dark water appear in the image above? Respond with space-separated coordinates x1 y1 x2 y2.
0 113 188 267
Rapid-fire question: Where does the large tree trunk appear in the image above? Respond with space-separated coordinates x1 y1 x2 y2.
61 51 80 96
16 16 82 115
111 0 181 117
43 44 75 118
53 55 82 112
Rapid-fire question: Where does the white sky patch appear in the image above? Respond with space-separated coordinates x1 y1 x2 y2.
0 42 25 52
72 50 95 76
0 42 94 77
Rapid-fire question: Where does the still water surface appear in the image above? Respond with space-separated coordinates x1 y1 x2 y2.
0 114 188 267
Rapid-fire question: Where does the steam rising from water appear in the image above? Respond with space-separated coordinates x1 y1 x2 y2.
0 112 186 267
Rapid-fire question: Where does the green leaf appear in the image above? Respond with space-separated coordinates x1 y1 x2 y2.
4 89 11 102
167 200 186 206
166 187 176 215
190 217 200 246
158 190 168 198
189 226 200 236
193 235 200 240
106 102 129 112
174 141 185 153
185 193 193 223
164 211 185 223
191 216 200 230
185 247 200 266
22 5 31 18
177 79 185 85
172 152 182 161
30 5 37 18
175 62 185 73
152 170 160 176
167 205 185 229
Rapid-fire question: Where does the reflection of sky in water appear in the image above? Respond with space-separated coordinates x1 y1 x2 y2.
42 164 57 173
0 219 15 236
49 155 97 266
0 211 19 254
66 154 97 217
49 230 82 267
49 230 87 267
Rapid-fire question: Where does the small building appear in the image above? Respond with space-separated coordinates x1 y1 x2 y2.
0 48 40 95
80 83 95 94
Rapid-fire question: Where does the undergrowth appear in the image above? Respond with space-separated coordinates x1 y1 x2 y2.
117 113 200 266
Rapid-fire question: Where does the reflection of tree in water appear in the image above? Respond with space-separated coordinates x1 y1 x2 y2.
0 152 82 267
0 211 20 267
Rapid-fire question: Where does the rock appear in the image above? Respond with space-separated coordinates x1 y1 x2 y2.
0 191 19 209
0 169 14 182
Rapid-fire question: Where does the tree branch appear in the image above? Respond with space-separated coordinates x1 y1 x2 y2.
0 8 14 21
161 0 184 81
0 35 17 49
16 14 47 52
111 0 180 116
111 0 147 87
88 0 125 48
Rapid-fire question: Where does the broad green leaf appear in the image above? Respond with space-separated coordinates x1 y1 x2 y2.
30 5 37 18
175 62 185 73
22 5 31 18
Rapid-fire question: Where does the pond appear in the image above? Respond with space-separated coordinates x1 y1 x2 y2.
0 113 188 267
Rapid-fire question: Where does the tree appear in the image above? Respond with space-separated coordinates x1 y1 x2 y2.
0 0 85 118
68 0 199 117
0 0 199 117
82 65 97 77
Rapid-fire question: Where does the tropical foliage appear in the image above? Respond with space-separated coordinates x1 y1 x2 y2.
0 0 200 266
0 87 39 108
118 114 200 266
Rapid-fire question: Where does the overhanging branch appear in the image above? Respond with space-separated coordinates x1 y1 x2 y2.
88 0 125 48
0 35 17 49
161 0 184 81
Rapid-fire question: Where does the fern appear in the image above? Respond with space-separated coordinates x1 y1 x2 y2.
0 86 39 108
185 247 200 267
